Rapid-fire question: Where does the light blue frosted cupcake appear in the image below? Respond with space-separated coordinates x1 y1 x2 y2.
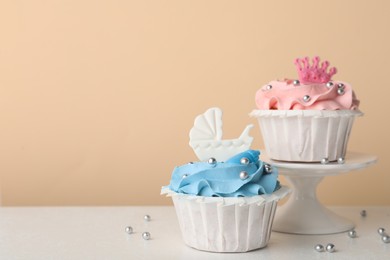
162 150 289 252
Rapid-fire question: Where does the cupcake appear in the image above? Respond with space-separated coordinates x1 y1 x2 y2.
161 107 289 252
250 56 362 162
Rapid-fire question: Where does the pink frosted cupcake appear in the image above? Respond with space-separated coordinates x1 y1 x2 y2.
250 56 362 162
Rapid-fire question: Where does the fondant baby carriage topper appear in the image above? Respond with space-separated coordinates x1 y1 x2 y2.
189 107 254 161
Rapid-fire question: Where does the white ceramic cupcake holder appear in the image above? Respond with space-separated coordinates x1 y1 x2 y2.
162 187 290 252
250 110 363 162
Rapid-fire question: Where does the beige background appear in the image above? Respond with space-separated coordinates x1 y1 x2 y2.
0 0 388 206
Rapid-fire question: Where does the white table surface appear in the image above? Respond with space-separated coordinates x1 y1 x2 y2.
0 206 389 260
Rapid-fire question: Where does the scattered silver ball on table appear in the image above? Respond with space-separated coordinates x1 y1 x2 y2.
293 80 300 86
125 226 133 234
142 232 151 240
337 88 345 95
239 171 249 180
266 84 272 90
314 244 324 252
378 228 386 235
144 215 151 221
360 210 367 217
326 82 334 87
303 95 311 102
321 158 329 164
240 157 249 165
326 243 336 253
337 157 345 164
348 230 357 238
264 164 272 173
188 162 194 164
208 157 217 166
382 235 390 243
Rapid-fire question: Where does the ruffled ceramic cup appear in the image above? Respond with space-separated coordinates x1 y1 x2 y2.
161 150 290 252
251 57 362 162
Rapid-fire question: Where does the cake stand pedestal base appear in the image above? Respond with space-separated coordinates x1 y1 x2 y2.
273 175 354 234
262 152 377 235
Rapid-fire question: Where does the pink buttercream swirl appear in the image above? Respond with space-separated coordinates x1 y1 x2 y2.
255 57 360 110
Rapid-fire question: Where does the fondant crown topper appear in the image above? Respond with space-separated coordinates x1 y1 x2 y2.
294 56 337 84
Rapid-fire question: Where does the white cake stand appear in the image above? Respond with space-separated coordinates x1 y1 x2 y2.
262 152 377 235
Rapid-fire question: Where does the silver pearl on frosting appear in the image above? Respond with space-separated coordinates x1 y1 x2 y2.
337 157 345 164
240 157 249 165
182 174 189 179
378 228 386 235
266 84 272 90
208 157 217 166
125 226 133 234
360 210 367 217
348 230 357 238
326 82 334 87
337 88 345 95
321 158 329 164
337 83 345 89
264 164 272 173
382 235 390 243
303 95 311 102
144 215 151 221
314 244 324 252
239 171 249 180
326 243 336 253
188 162 194 164
142 232 151 240
293 80 300 86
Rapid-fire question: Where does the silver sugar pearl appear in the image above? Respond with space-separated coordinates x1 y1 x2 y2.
348 230 357 238
360 210 367 217
321 158 329 164
125 226 133 234
303 95 311 102
378 228 386 235
264 164 272 173
326 243 336 253
293 80 300 86
337 157 345 164
240 157 249 165
182 174 189 179
326 82 334 87
239 171 249 180
337 88 345 95
208 157 217 165
266 84 272 90
337 83 345 89
382 235 390 243
314 244 324 252
142 232 151 240
144 215 151 221
188 162 194 164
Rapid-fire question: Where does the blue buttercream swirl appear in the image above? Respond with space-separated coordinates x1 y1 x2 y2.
168 150 280 197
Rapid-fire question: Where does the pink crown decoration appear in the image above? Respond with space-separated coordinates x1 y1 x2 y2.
294 56 337 84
